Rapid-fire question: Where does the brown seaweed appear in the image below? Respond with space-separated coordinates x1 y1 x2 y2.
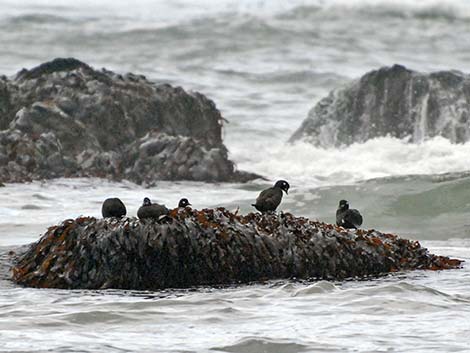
12 208 463 290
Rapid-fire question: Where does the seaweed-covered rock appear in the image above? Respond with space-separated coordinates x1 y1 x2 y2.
0 58 260 184
290 64 470 146
12 209 462 290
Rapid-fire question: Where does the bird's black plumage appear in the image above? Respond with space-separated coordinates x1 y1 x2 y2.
336 200 363 229
101 198 127 218
252 180 290 213
178 198 191 208
137 197 169 219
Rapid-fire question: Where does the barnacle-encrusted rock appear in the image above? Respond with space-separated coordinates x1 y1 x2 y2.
0 58 260 184
12 209 462 289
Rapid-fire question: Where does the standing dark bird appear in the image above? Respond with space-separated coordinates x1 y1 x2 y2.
252 180 290 213
101 198 127 218
178 198 191 208
336 200 363 229
137 197 169 219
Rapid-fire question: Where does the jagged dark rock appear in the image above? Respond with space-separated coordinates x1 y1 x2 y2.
0 58 260 184
290 64 470 146
12 208 462 290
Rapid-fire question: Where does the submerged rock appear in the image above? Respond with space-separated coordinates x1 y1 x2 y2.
0 58 260 184
12 209 462 290
290 64 470 146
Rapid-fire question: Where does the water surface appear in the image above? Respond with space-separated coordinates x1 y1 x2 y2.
1 1 470 351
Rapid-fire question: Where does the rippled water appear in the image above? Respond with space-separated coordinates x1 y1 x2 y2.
1 244 469 352
1 0 470 352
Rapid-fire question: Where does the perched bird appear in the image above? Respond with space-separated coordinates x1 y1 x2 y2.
336 200 363 229
178 198 191 208
137 197 169 219
252 180 290 213
101 198 127 218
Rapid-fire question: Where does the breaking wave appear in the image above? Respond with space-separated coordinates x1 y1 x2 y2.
233 136 470 187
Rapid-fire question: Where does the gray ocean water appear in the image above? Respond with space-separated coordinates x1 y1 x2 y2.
1 1 470 352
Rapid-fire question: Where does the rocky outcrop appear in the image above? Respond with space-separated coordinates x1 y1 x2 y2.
12 208 462 290
0 58 259 184
290 64 470 146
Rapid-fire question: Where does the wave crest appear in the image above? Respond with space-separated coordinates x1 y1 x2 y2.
232 136 470 186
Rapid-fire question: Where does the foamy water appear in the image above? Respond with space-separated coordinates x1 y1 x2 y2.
1 1 470 352
234 136 470 186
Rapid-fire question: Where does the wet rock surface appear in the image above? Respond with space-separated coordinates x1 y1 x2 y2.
12 208 462 290
290 64 470 146
0 58 259 184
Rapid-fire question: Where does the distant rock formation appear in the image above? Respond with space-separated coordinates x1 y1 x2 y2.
12 209 462 290
0 58 260 184
290 64 470 146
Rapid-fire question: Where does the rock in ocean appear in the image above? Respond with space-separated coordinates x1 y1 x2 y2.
290 64 470 147
0 58 260 185
12 208 462 290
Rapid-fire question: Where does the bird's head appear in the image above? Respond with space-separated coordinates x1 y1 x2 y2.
274 180 290 194
143 197 152 206
178 198 191 208
339 199 349 210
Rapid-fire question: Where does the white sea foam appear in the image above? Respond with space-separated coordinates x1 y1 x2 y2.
232 136 470 186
